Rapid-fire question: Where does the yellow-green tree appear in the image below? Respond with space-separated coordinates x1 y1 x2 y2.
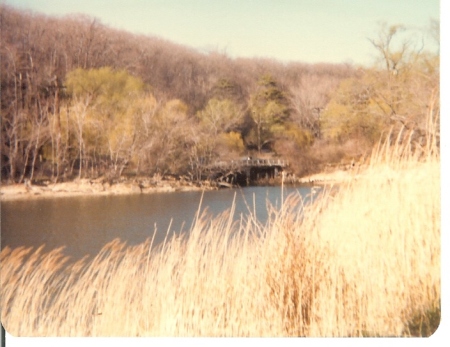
217 131 245 155
321 22 439 150
65 67 145 177
321 76 387 144
192 98 245 175
152 99 192 175
248 75 290 152
196 98 243 136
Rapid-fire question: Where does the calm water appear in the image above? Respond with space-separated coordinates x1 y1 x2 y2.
1 185 316 261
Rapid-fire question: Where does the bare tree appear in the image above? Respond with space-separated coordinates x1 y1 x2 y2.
289 73 341 138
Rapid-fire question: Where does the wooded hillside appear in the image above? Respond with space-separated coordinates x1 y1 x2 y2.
0 5 439 183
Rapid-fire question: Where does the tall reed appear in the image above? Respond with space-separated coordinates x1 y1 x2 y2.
1 124 440 337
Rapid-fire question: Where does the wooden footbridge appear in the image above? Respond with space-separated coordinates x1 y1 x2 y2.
207 158 289 187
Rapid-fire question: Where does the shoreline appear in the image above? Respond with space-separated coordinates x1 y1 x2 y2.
0 178 217 201
0 169 360 201
296 168 361 185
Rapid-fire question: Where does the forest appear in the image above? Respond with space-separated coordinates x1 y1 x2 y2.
0 5 440 184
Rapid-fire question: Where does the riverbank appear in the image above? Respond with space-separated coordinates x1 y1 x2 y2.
0 167 364 201
0 177 217 201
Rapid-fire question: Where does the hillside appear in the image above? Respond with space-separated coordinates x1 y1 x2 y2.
0 5 439 183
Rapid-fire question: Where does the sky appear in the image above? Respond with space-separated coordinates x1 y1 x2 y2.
4 0 441 66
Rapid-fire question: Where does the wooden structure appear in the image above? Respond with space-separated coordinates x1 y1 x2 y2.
208 158 288 187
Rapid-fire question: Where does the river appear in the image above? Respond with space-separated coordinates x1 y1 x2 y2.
1 185 317 261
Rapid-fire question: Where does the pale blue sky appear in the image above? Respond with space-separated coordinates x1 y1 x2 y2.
5 0 440 66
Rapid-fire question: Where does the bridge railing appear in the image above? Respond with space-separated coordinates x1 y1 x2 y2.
211 158 288 169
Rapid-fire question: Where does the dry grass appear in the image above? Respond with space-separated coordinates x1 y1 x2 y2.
0 126 440 337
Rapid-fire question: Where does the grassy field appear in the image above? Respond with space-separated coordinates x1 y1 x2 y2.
1 128 440 337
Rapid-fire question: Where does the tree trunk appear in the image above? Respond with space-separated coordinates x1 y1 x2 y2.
54 78 62 182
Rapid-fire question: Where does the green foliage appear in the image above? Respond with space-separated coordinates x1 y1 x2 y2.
212 78 242 101
280 122 314 148
321 50 439 146
197 98 242 135
66 67 144 114
65 67 146 176
152 99 193 174
321 77 386 144
257 74 287 103
320 21 439 153
248 75 290 151
218 131 245 154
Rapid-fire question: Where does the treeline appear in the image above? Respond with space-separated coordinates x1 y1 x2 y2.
0 5 439 183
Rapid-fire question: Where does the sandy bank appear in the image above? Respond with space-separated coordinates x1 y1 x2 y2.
1 168 363 201
0 178 216 201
